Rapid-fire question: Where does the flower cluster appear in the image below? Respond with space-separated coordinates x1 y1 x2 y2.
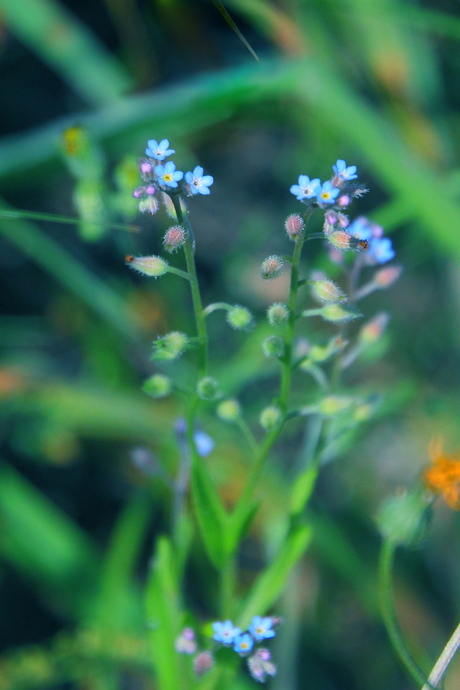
133 138 214 213
290 159 395 263
212 616 279 682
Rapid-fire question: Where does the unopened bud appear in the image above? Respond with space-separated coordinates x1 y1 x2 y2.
327 230 352 250
247 648 277 683
193 651 214 678
267 303 289 326
311 279 346 303
285 214 304 241
133 186 145 198
126 254 168 277
152 331 188 360
259 405 282 430
217 398 241 422
337 194 351 207
317 395 355 416
197 376 219 401
376 489 432 548
140 160 153 176
227 305 253 330
175 628 197 654
143 374 171 398
374 265 402 288
261 255 284 280
337 212 350 228
353 402 374 422
359 312 389 344
138 196 159 214
262 335 284 358
321 304 359 322
163 225 186 253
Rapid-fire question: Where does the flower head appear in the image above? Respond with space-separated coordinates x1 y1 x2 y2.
155 161 184 188
248 616 276 641
424 438 460 509
185 166 214 195
316 181 340 205
368 237 395 264
333 159 358 181
145 139 175 161
290 175 321 201
212 620 241 645
233 633 254 656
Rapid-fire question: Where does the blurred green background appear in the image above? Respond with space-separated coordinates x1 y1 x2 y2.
1 0 460 688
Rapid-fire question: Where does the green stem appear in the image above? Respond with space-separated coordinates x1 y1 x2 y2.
0 209 138 232
220 555 237 619
279 235 305 411
170 195 208 378
378 539 429 687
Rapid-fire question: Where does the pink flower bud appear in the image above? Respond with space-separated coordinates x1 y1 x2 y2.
285 214 305 241
140 161 153 175
374 265 402 288
337 194 351 207
145 185 156 195
163 225 186 253
133 186 145 198
359 312 389 344
193 652 214 678
261 255 284 279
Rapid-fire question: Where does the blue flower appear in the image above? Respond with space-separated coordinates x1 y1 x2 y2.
155 161 184 188
290 175 321 201
185 166 214 195
316 181 340 205
333 159 358 181
369 237 395 263
233 633 254 656
145 139 175 161
212 620 241 645
347 216 373 241
195 430 214 457
248 616 276 641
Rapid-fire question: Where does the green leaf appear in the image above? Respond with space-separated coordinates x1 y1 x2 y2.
226 499 261 555
237 523 313 628
190 459 228 569
146 537 188 690
0 462 99 619
289 466 319 516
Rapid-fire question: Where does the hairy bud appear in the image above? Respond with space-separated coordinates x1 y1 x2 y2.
261 255 284 280
285 214 305 241
126 255 168 277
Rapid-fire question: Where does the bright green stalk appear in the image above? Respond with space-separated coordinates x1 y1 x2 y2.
378 539 429 687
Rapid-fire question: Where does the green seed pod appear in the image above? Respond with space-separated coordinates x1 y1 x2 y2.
321 304 359 323
267 303 289 326
143 374 171 398
259 405 282 430
227 306 253 330
261 255 284 280
376 489 433 548
126 254 168 277
217 399 241 422
311 279 346 303
262 336 284 358
197 376 219 401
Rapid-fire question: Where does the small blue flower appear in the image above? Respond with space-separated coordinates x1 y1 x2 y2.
145 139 175 161
185 166 214 195
212 620 241 645
333 159 358 181
316 181 340 205
155 161 184 188
290 175 321 201
233 633 254 656
369 237 395 264
248 616 276 641
347 216 373 241
195 430 214 457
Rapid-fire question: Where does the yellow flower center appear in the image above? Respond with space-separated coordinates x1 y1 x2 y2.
164 173 173 182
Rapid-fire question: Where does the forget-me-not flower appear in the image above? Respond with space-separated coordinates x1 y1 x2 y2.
185 166 214 195
195 430 214 457
368 237 395 264
212 620 241 645
155 161 184 188
145 139 175 161
316 181 340 205
248 616 276 641
233 633 254 656
333 159 358 181
290 175 321 201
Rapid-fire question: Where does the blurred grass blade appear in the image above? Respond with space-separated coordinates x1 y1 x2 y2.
190 459 227 569
212 1 259 61
93 492 153 632
0 462 99 619
0 199 139 340
146 537 188 690
237 523 312 628
0 0 133 105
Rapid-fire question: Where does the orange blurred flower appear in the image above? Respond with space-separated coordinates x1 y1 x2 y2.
424 438 460 509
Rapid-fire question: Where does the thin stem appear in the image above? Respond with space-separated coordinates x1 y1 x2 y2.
220 556 237 619
170 195 208 378
279 235 305 411
236 417 259 455
422 621 460 690
0 209 138 233
203 302 232 317
378 539 429 687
